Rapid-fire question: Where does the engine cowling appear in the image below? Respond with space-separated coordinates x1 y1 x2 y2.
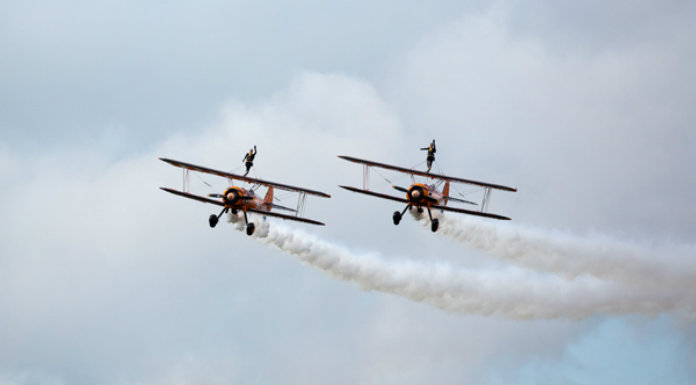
223 188 243 205
407 185 428 204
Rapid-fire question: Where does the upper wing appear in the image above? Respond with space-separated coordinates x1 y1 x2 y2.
160 157 331 198
338 185 410 204
246 208 325 226
160 187 225 206
338 155 517 192
430 203 511 220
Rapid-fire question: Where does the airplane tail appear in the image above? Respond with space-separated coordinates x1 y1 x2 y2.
442 180 450 206
264 186 274 210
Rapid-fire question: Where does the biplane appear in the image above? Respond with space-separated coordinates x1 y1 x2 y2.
338 155 516 232
159 158 330 235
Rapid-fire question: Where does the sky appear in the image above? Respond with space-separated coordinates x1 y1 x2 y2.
1 0 696 384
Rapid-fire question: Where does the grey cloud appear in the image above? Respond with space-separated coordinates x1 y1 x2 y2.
2 1 695 384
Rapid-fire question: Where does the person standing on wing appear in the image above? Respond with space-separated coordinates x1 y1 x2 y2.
243 145 257 176
420 140 436 172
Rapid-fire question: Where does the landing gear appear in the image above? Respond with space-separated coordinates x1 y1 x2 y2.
393 204 411 226
209 207 228 228
426 206 439 233
243 210 255 236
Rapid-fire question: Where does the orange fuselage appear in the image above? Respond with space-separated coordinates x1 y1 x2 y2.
403 183 443 206
217 186 271 212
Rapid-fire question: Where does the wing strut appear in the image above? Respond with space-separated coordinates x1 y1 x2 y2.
296 192 307 217
363 164 370 190
481 187 492 213
183 169 190 192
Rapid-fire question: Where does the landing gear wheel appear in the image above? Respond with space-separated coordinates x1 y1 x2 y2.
417 207 424 213
246 222 255 236
431 218 439 233
209 214 219 228
392 211 401 225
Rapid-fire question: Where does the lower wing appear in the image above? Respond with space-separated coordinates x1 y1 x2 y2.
246 208 325 226
338 185 410 204
161 187 324 226
160 187 224 206
431 204 511 220
339 186 510 220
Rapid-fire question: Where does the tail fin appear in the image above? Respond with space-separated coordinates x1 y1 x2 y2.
442 180 450 206
264 187 274 210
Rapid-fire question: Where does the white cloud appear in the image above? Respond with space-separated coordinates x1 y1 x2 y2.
1 2 695 384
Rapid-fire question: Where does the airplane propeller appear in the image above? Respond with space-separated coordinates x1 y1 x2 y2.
393 185 438 203
208 192 253 203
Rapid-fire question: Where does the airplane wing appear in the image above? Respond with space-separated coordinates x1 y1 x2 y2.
338 185 410 204
160 157 331 198
430 203 511 220
246 208 326 226
340 185 510 220
160 187 225 206
161 187 325 225
338 155 517 192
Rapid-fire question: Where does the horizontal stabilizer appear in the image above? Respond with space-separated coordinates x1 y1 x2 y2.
447 196 478 206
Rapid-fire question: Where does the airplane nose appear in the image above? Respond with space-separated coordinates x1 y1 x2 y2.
411 190 420 198
226 193 236 202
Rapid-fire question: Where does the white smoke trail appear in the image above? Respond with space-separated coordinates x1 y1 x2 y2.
229 213 696 319
422 212 696 292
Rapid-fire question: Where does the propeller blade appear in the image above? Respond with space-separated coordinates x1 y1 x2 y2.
208 193 223 198
392 185 409 193
241 196 254 200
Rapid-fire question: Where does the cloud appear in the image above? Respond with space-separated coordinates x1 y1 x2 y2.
384 3 696 239
1 1 696 383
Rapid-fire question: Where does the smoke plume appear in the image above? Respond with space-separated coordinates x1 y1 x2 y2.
229 213 696 319
419 212 696 293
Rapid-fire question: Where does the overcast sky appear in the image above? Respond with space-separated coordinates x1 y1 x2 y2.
1 1 695 384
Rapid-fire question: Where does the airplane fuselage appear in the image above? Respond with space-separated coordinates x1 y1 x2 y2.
403 183 443 206
219 186 268 212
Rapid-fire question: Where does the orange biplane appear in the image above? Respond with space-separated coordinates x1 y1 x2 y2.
160 158 330 235
338 155 516 232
